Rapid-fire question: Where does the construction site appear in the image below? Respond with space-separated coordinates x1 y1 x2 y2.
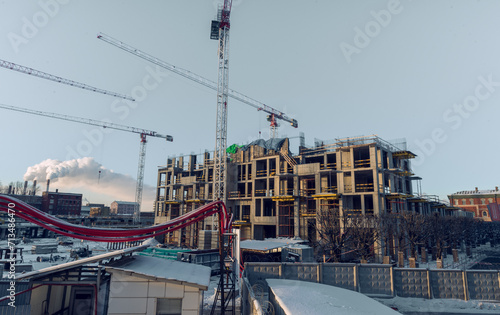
153 135 468 250
2 1 500 314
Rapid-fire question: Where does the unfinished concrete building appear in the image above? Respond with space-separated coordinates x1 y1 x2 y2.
154 135 463 247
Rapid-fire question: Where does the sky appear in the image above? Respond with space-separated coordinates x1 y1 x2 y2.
0 0 499 211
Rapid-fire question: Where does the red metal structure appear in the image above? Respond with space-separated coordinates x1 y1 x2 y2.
0 195 230 242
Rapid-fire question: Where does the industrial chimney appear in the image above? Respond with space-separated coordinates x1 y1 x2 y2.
46 179 50 192
23 181 28 195
32 180 37 196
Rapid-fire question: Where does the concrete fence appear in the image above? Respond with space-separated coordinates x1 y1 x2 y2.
244 262 500 302
241 276 263 315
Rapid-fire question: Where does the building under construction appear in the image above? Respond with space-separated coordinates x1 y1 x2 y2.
154 135 464 247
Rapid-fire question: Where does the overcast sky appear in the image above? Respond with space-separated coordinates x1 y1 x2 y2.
1 0 499 210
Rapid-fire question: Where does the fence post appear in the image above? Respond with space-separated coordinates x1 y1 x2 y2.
354 264 360 292
463 270 469 301
498 271 500 298
426 269 432 299
318 263 322 284
390 266 394 297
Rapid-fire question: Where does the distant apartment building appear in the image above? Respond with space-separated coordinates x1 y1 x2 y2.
110 201 138 215
154 135 463 247
90 206 111 217
448 187 500 221
41 190 82 216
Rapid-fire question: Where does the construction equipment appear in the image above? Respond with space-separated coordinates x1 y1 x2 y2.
210 2 236 314
0 103 173 223
96 33 298 136
211 0 232 208
0 58 134 101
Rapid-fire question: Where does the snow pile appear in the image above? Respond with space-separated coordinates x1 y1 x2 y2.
267 279 400 314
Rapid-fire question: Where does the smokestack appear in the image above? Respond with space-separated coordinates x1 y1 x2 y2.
8 185 12 195
32 180 37 196
23 181 28 195
46 179 50 192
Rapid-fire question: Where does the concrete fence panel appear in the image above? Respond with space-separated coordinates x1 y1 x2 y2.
243 263 500 303
245 263 281 287
466 271 500 301
282 263 319 283
430 270 465 300
321 263 356 291
241 276 263 315
358 264 393 296
394 268 429 298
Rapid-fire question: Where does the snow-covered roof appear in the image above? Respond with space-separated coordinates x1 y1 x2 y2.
452 189 499 196
105 255 211 289
240 238 304 252
267 279 400 315
112 200 138 205
16 241 152 280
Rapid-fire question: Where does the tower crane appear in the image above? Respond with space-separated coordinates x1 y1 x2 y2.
96 33 298 137
0 103 173 224
211 2 237 314
211 0 232 208
0 58 134 101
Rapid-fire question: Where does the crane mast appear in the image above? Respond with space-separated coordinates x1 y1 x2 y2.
0 58 134 101
0 103 173 224
213 1 232 206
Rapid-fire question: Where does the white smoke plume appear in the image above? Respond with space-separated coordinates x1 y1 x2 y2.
23 157 155 209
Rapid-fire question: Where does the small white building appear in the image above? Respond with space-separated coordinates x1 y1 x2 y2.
105 255 211 315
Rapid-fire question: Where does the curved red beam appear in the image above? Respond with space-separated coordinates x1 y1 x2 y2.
0 194 230 242
0 196 227 237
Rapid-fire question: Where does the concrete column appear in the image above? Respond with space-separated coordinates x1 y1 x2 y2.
350 148 355 170
338 170 345 194
315 173 321 194
361 195 365 214
294 176 300 238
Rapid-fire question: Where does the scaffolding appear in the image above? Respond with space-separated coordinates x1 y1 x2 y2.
278 201 294 237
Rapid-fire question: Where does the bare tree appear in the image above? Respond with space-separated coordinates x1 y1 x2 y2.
399 212 428 259
315 208 352 262
426 213 447 260
378 212 397 258
444 216 462 251
348 214 380 262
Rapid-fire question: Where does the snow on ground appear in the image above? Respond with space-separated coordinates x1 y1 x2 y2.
0 237 115 275
374 243 500 314
202 275 241 314
267 279 400 315
406 243 499 271
376 296 500 314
